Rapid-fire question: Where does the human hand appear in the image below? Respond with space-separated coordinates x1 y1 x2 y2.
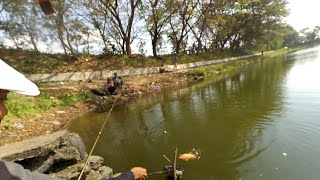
130 167 147 180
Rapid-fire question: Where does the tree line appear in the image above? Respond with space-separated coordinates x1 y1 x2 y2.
0 0 319 59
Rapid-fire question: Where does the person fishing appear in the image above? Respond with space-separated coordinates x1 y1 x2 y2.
0 59 147 180
112 72 123 89
105 77 116 95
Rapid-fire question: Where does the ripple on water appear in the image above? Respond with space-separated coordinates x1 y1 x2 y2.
282 119 320 152
227 137 271 166
226 115 275 166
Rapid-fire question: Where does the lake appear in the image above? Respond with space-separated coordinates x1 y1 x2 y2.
68 46 320 179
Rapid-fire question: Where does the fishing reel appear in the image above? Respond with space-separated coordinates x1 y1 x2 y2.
163 165 184 179
148 165 184 179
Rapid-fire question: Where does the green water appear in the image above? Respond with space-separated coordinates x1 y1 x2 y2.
68 46 320 179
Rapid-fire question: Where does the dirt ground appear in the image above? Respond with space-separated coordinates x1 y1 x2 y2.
0 70 198 146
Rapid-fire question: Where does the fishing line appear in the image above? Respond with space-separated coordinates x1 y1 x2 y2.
77 95 121 180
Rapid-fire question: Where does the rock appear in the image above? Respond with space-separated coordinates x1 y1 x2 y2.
0 130 69 161
85 162 113 180
52 163 88 179
15 123 25 129
0 130 112 179
52 156 112 180
97 166 113 179
69 133 87 160
51 121 61 125
86 170 102 180
87 156 104 170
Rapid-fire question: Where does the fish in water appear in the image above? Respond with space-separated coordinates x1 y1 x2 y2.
178 153 197 161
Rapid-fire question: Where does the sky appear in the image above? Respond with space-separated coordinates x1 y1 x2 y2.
285 0 320 31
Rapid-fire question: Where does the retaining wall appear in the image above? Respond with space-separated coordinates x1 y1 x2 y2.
26 52 267 82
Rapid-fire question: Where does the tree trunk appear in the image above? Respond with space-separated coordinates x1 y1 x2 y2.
125 37 131 55
152 37 157 57
196 37 202 54
29 35 39 52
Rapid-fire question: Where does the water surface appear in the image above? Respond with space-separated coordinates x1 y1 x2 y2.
68 46 320 179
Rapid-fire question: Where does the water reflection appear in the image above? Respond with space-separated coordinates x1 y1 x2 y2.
68 47 320 179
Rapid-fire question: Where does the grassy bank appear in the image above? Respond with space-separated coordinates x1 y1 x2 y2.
3 91 90 125
1 48 246 74
186 48 296 78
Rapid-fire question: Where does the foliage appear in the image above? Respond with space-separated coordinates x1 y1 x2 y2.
299 26 320 44
0 0 307 59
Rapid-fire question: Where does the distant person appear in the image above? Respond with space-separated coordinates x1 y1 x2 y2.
0 59 147 180
112 72 123 89
172 54 178 71
159 63 165 73
90 77 116 96
105 77 116 95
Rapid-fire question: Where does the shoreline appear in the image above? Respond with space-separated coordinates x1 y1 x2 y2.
0 70 201 146
0 48 294 146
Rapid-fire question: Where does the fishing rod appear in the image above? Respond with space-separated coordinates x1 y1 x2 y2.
78 96 186 179
173 147 177 180
77 95 121 180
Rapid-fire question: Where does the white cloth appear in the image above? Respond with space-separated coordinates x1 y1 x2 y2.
0 60 40 96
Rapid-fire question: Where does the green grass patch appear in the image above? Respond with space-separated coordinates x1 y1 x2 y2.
186 70 205 77
3 91 90 122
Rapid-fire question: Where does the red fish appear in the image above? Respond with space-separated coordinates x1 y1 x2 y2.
178 153 197 161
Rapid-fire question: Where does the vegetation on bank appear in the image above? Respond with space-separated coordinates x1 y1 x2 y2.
186 48 297 78
0 47 247 74
2 91 90 127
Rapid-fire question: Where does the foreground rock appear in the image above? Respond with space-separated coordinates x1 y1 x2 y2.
0 130 112 179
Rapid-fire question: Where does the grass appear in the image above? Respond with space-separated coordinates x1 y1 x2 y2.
185 47 298 77
0 47 249 73
3 91 90 122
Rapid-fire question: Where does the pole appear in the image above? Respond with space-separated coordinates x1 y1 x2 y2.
77 96 120 180
173 147 178 180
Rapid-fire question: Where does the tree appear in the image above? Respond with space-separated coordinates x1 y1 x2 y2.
300 27 320 44
76 0 115 54
144 0 171 57
43 0 91 59
98 0 142 55
187 0 214 54
168 0 198 54
202 0 289 52
55 0 78 58
0 0 43 51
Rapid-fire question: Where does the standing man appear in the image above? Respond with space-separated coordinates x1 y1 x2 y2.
0 59 147 180
172 54 178 71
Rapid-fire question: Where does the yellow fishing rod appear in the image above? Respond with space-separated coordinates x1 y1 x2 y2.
77 96 120 180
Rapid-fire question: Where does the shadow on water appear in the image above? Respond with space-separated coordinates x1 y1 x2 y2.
67 50 315 179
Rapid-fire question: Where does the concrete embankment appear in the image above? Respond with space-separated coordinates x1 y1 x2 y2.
26 52 268 82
